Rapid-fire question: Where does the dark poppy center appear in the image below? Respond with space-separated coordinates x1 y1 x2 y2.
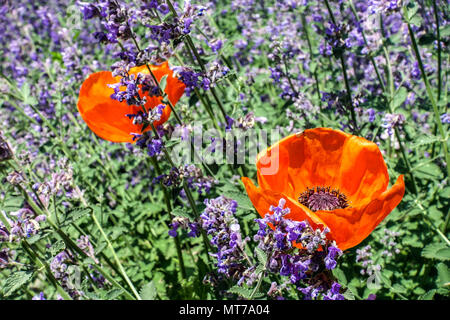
298 187 349 212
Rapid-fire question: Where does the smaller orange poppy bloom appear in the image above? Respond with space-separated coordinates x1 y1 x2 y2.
241 128 405 251
77 61 186 143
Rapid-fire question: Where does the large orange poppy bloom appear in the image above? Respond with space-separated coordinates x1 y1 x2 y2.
241 128 405 251
77 61 185 143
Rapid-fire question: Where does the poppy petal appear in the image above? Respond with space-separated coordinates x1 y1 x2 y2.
262 128 390 204
243 128 405 251
129 62 186 107
283 129 349 193
241 176 280 218
256 140 294 196
77 62 185 143
241 177 325 227
333 134 389 204
313 175 405 251
77 71 146 143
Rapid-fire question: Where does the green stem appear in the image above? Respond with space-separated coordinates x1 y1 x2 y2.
405 18 450 178
150 157 187 279
249 272 264 300
283 56 298 97
415 200 450 246
167 0 228 122
339 54 358 130
348 1 386 93
5 159 137 300
0 204 71 299
22 240 73 300
323 0 358 131
379 15 419 195
91 211 142 300
149 123 213 265
432 0 442 101
431 0 443 158
301 14 322 106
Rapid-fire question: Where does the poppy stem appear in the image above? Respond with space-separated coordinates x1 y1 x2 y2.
405 15 450 179
430 0 443 158
172 41 247 179
283 56 299 97
166 0 229 123
173 52 222 132
347 1 387 93
90 208 142 300
379 14 419 195
117 36 184 125
149 156 187 280
301 13 323 108
149 122 214 265
323 0 358 133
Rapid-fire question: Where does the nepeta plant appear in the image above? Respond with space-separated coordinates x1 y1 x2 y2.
0 0 448 301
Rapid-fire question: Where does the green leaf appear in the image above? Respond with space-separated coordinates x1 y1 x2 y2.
332 268 347 286
409 16 423 27
379 272 392 288
228 285 264 299
171 206 195 220
2 271 33 297
410 135 442 149
50 240 66 256
140 281 157 300
84 292 102 300
392 87 407 110
415 163 443 180
27 231 51 244
419 289 436 300
422 243 450 261
440 25 450 37
164 138 180 150
1 194 25 212
343 288 355 300
255 247 268 266
347 283 361 299
108 226 127 241
50 51 63 63
403 234 422 248
405 1 419 20
367 273 382 291
221 188 254 211
440 187 450 199
436 263 450 288
151 272 168 299
60 207 92 228
392 283 407 294
19 83 38 106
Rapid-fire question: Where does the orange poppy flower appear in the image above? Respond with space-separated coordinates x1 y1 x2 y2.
241 128 405 251
77 61 186 143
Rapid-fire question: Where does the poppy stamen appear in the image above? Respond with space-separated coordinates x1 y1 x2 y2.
298 186 349 212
